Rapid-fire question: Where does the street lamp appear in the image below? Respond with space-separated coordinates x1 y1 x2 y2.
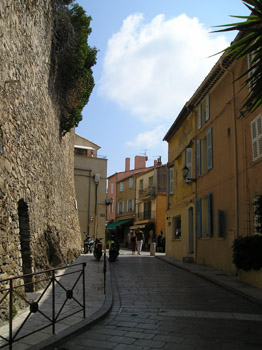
105 198 113 206
182 165 196 183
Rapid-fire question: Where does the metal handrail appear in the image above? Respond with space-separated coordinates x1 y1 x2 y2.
0 262 87 349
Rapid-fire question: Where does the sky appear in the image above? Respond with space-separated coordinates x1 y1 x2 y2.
75 0 250 177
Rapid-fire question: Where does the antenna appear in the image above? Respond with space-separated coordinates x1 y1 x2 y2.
139 149 149 156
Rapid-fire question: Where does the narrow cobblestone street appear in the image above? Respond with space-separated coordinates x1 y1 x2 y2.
57 254 262 350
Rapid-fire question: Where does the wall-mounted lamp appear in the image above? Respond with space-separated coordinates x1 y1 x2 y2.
105 198 113 206
94 174 100 184
182 165 196 183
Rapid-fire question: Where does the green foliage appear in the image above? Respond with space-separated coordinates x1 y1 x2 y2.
213 0 262 114
52 1 97 135
232 235 262 271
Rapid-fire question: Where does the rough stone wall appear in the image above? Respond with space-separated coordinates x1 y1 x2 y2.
0 0 81 285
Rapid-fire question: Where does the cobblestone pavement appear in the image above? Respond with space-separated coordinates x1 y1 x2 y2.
57 253 262 350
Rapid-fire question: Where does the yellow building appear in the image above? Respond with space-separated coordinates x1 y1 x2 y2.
134 163 167 249
74 134 107 248
164 108 195 262
164 43 262 287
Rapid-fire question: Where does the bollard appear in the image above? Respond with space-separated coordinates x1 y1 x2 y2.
150 243 156 256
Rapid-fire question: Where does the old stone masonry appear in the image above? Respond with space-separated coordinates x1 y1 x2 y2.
0 0 82 321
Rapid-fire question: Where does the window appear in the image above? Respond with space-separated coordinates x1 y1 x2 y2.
74 148 87 156
120 182 124 192
144 201 151 219
129 177 133 188
173 216 181 239
169 167 174 195
117 202 120 214
149 176 153 188
110 183 114 194
197 94 210 129
185 148 193 179
118 201 124 213
196 128 213 177
251 114 262 161
139 179 143 195
127 199 134 212
196 193 213 238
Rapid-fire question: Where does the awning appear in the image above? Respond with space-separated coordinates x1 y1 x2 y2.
130 224 146 229
106 219 132 229
74 145 95 150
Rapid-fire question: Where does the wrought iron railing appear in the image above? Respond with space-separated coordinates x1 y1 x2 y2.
136 210 156 220
0 262 87 349
138 187 156 199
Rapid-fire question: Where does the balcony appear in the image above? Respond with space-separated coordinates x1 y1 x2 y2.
136 210 156 221
138 187 156 199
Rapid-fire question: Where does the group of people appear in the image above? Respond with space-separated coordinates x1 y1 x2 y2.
128 228 144 255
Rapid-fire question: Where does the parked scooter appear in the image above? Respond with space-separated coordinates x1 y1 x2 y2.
84 235 94 254
109 234 120 262
93 237 103 261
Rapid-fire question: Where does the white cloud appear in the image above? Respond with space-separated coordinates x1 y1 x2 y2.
126 125 167 149
99 13 229 122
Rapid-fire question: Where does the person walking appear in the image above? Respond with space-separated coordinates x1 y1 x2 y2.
130 231 137 255
136 227 144 255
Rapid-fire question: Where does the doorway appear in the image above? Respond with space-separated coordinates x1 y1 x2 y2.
18 199 33 292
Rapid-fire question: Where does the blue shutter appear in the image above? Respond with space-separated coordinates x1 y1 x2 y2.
196 198 202 238
198 104 202 129
196 140 201 177
205 94 210 121
208 193 213 237
217 209 224 237
185 148 193 179
132 198 135 211
207 128 213 170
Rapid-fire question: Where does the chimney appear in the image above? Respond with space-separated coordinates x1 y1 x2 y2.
125 157 130 171
134 155 147 169
154 160 158 167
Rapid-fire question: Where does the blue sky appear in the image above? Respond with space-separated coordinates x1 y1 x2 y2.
75 0 249 177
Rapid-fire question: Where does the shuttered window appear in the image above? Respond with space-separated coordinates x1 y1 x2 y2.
185 148 193 179
207 128 213 170
197 94 210 129
251 114 262 161
169 167 174 195
208 193 213 237
205 94 210 122
196 140 201 177
198 104 202 129
196 198 202 238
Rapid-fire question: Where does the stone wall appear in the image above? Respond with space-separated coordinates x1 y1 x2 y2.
0 0 81 288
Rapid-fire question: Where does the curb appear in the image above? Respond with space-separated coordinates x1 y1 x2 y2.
156 256 262 308
28 263 113 350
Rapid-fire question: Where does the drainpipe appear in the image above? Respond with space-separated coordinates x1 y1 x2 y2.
87 170 92 236
219 60 239 238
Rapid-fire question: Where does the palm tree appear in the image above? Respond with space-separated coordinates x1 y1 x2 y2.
213 0 262 114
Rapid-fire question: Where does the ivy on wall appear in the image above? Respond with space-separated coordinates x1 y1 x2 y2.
51 0 97 135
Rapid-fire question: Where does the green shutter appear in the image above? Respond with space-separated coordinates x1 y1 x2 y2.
198 104 202 129
208 193 213 237
207 128 213 170
196 198 202 238
205 94 210 121
196 140 201 177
